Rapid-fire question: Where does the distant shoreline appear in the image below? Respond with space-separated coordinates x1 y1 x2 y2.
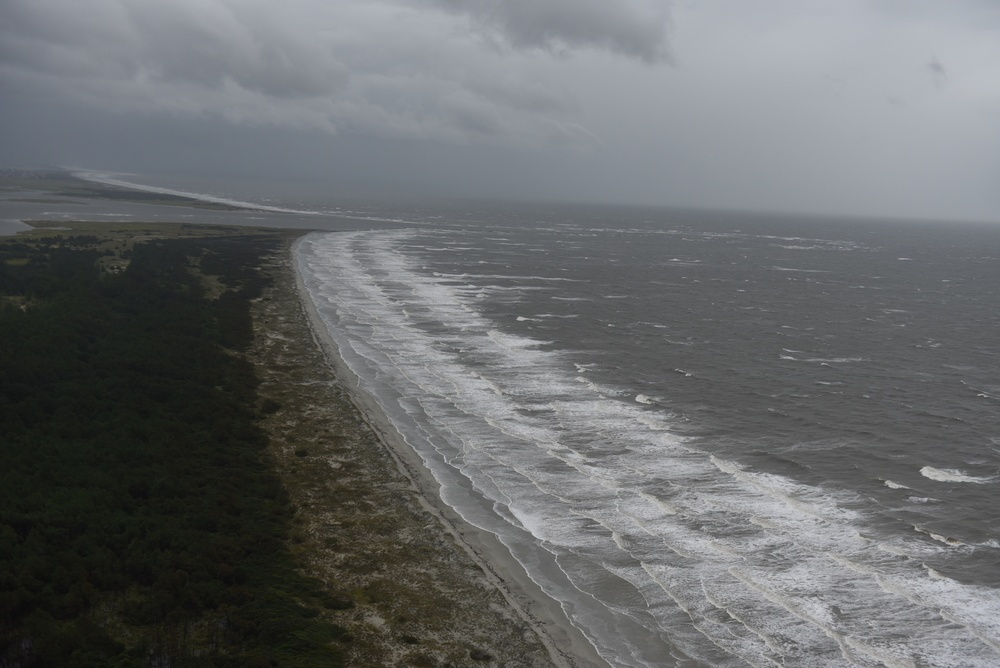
1 168 250 213
70 170 322 215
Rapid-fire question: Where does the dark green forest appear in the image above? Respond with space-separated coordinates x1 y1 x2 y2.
0 231 349 666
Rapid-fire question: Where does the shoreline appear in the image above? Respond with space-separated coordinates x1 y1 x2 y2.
0 175 613 666
285 235 609 668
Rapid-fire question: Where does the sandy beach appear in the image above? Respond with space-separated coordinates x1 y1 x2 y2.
248 236 609 667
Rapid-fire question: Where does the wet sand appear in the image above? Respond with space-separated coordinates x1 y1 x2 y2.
248 236 608 667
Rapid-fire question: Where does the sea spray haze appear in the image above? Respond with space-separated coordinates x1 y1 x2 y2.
295 204 1000 667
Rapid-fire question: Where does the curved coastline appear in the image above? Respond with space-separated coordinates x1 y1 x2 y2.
71 169 322 215
289 233 610 668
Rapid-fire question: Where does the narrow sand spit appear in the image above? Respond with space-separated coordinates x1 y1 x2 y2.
246 238 608 668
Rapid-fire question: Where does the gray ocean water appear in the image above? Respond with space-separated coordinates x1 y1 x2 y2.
9 175 999 667
294 205 1000 668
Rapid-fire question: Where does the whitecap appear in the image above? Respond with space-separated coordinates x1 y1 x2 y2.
771 266 831 273
926 566 954 580
709 455 744 475
914 527 965 546
781 354 866 363
919 466 994 484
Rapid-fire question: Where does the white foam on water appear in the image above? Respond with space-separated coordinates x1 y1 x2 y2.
913 527 965 546
919 466 994 484
781 355 867 363
433 271 585 282
296 229 1000 668
771 266 831 273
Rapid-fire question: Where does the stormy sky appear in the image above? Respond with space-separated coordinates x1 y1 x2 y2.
2 0 998 220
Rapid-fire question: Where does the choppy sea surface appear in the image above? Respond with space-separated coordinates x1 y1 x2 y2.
295 208 1000 668
9 174 1000 667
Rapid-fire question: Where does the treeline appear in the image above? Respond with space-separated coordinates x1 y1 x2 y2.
0 233 349 666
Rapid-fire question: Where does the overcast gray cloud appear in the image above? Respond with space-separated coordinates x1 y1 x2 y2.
428 0 671 62
1 1 998 221
0 0 660 146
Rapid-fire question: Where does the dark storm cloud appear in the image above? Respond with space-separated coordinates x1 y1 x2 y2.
429 0 672 63
0 0 667 146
